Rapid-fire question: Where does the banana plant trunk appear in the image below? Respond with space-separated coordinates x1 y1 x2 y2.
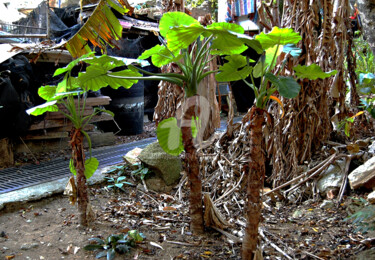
242 107 265 259
181 96 204 234
70 127 89 226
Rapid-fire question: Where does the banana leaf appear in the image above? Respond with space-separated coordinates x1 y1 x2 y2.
66 0 128 58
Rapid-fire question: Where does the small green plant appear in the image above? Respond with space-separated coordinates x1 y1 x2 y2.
352 32 375 118
105 164 129 176
131 163 152 180
84 230 145 260
345 198 375 233
337 111 364 137
104 176 134 191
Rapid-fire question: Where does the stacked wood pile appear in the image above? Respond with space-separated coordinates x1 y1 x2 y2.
15 96 116 154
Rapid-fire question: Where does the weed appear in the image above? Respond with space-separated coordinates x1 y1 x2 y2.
84 230 145 260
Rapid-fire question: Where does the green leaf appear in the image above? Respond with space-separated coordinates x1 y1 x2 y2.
138 44 181 68
253 59 265 78
191 117 198 138
128 230 144 242
265 45 283 70
26 101 58 116
255 27 302 50
88 238 105 245
79 67 141 91
159 11 200 37
116 244 130 254
84 55 125 68
359 73 375 85
156 117 184 156
216 55 253 82
293 64 338 80
54 52 95 76
206 22 248 55
69 158 76 175
107 0 128 15
117 176 126 182
227 31 263 54
282 44 302 57
166 24 205 51
69 157 99 179
84 157 99 179
95 250 107 259
114 183 124 189
94 107 114 117
38 85 57 101
265 73 301 98
83 244 103 251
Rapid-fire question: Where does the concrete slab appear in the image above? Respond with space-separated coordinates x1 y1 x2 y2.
0 165 112 210
0 116 241 210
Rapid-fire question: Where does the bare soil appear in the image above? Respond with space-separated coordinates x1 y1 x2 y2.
2 122 374 259
0 176 373 260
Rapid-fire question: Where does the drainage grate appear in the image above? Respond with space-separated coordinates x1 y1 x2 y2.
0 137 156 194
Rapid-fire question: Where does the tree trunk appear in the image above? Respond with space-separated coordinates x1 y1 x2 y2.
181 96 204 234
357 0 375 57
242 107 265 259
70 128 89 226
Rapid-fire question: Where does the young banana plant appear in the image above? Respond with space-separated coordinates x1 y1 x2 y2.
27 53 142 226
216 26 337 259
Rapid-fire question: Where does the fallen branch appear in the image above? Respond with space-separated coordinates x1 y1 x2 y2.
214 171 245 205
211 226 242 244
285 153 342 194
166 240 200 247
259 228 293 260
265 154 337 196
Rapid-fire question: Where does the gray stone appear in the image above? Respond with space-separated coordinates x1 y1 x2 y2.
145 177 174 193
317 159 346 196
320 200 335 209
138 142 182 186
368 191 375 204
20 243 39 250
292 209 304 219
348 156 375 189
354 248 375 260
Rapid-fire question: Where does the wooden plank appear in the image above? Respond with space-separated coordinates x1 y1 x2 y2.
52 124 95 133
45 109 93 120
23 131 69 140
29 113 114 130
56 96 112 108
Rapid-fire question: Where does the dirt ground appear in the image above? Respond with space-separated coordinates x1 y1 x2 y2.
2 122 375 260
0 175 374 260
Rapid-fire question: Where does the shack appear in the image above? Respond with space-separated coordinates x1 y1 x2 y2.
0 0 161 167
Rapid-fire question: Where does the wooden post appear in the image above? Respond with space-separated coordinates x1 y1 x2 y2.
0 138 14 168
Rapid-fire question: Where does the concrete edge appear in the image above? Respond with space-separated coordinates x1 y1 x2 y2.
0 165 113 211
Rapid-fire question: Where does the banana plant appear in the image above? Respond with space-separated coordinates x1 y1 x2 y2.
215 26 337 259
27 53 142 226
105 11 263 234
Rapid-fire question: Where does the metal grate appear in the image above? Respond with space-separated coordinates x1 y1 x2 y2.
0 137 156 194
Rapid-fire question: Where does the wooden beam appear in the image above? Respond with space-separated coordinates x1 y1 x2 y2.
29 113 114 130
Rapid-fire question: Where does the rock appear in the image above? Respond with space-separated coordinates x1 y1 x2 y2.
317 159 346 197
123 148 143 166
145 177 174 193
20 243 39 250
138 142 181 186
367 191 375 204
292 208 314 219
320 200 335 209
368 140 375 155
348 156 375 189
354 248 375 260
